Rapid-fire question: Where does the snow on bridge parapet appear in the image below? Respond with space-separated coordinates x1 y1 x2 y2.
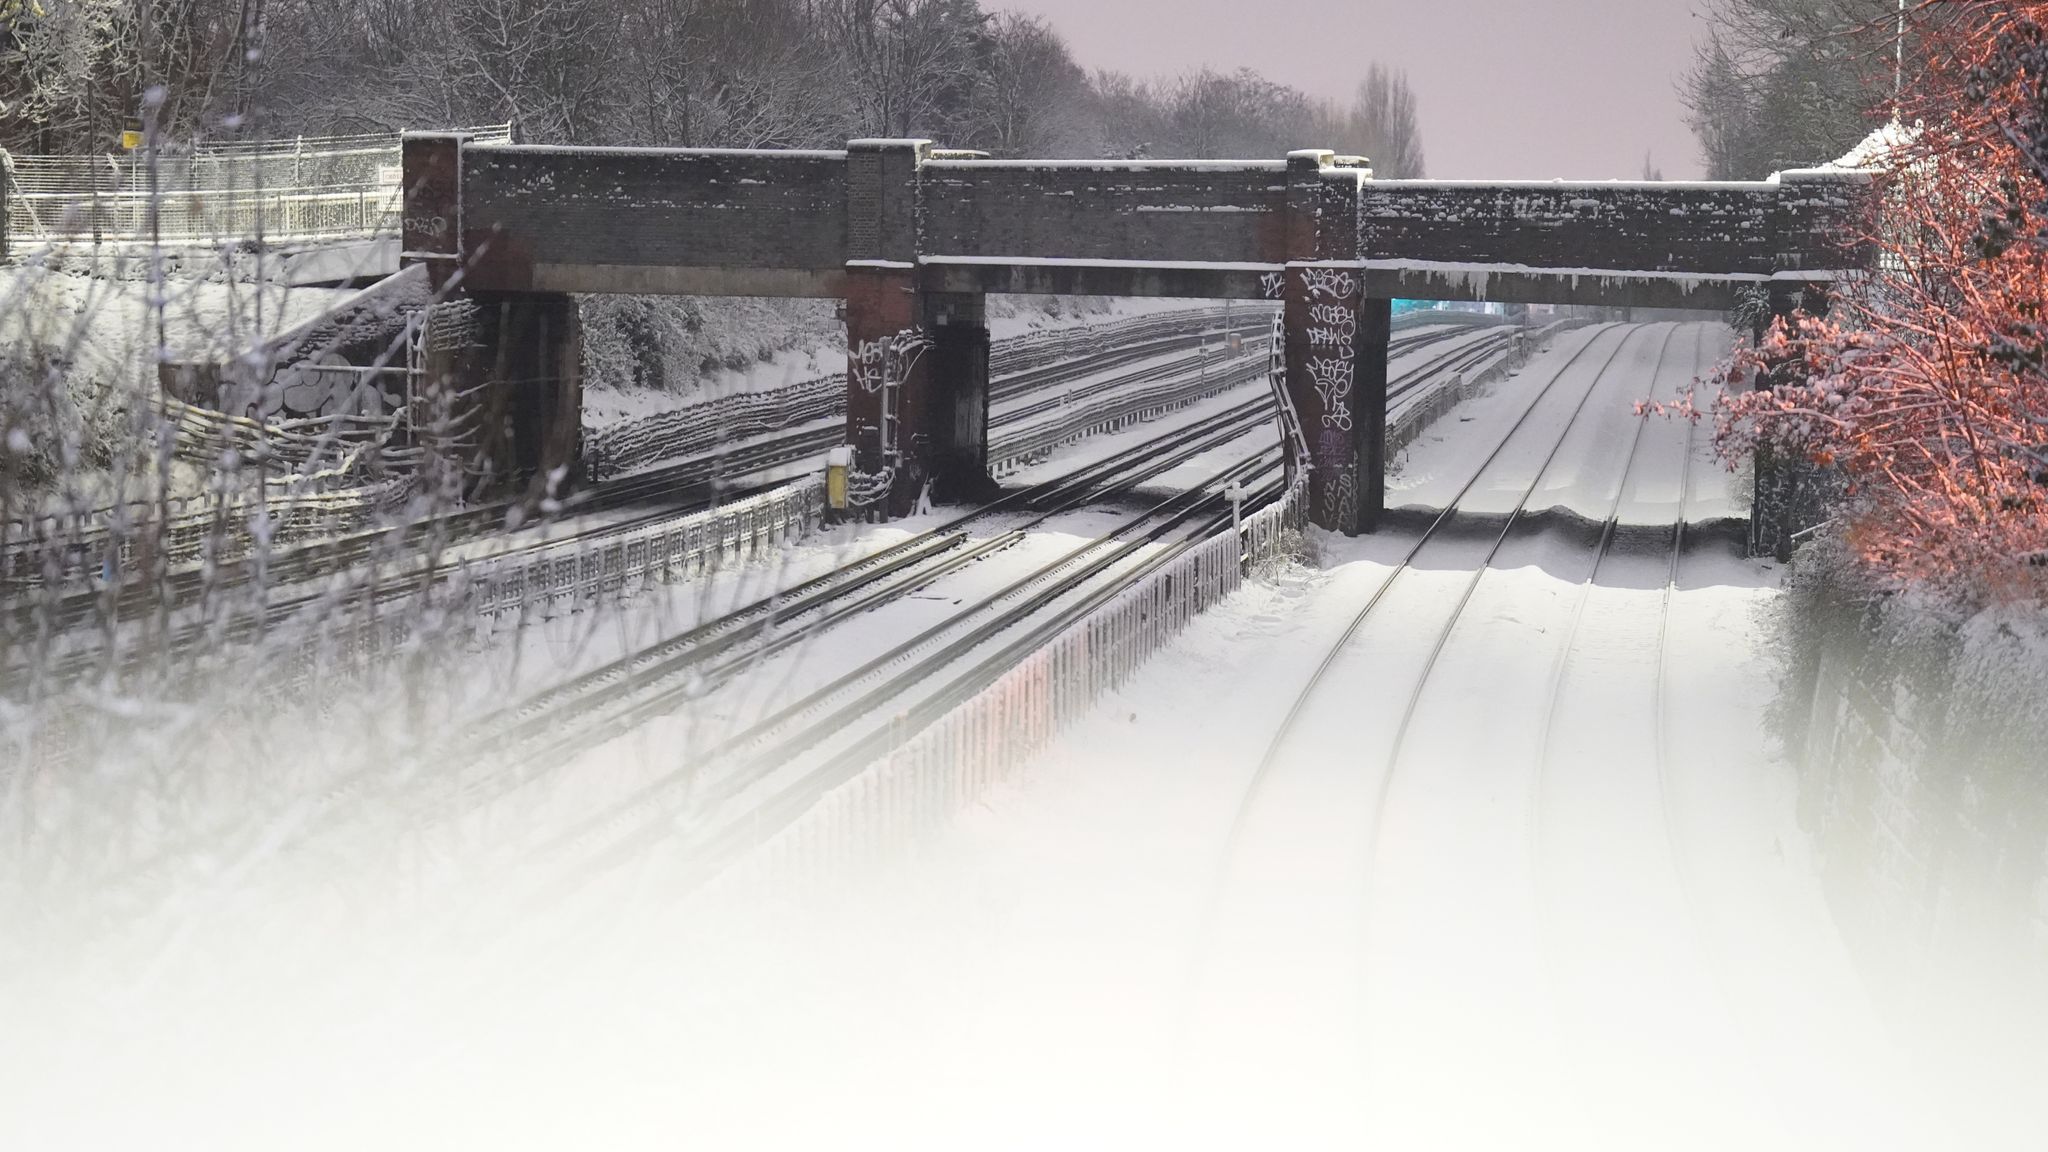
1343 169 1870 308
414 134 1872 310
918 159 1290 270
452 142 854 298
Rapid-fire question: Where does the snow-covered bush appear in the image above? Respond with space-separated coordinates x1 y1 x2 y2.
0 277 145 496
1252 527 1320 579
1701 4 2048 606
579 295 839 394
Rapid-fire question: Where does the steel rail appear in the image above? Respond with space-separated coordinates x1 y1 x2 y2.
1179 322 1639 1010
520 449 1288 906
445 401 1282 799
92 399 1280 902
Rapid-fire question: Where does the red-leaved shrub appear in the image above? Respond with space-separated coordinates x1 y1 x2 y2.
1709 2 2048 603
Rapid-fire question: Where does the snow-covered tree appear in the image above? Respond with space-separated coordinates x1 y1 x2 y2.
1700 2 2048 604
1683 0 1900 177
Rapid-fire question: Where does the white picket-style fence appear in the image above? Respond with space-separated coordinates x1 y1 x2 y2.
461 480 826 619
711 474 1308 897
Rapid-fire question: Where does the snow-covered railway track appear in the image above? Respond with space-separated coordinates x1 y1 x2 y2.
1206 323 1644 860
5 321 1272 691
3 424 837 688
1178 322 1709 1120
988 314 1272 404
58 318 1534 947
1517 325 1775 1134
489 448 1289 920
444 400 1281 807
84 398 1280 913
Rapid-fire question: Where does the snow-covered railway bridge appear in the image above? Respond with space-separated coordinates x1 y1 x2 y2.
399 132 1869 532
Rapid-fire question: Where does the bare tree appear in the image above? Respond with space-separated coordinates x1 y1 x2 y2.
1335 63 1426 178
828 0 988 140
1682 0 1900 178
1153 68 1316 159
2 0 251 152
619 0 845 148
965 12 1089 156
445 0 625 143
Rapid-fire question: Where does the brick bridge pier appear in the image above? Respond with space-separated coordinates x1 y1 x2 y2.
401 132 1867 532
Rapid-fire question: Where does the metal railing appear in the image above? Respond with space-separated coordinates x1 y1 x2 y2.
2 126 511 248
462 480 826 620
713 473 1310 896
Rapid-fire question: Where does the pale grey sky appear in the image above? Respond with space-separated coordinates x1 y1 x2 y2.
1001 0 1708 179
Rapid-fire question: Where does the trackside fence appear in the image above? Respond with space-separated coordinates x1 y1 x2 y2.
707 473 1309 899
459 480 826 621
271 480 823 696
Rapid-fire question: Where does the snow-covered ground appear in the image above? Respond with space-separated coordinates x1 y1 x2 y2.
501 321 1992 1149
7 320 2036 1149
0 263 352 379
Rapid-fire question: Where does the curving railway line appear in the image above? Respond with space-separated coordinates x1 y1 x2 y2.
1174 321 1764 1142
73 316 1531 949
3 315 1516 695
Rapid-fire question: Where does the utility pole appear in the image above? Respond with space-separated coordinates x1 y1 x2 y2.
1895 0 1907 115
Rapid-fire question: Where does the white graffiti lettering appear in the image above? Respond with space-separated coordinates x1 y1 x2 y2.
1308 326 1354 355
1308 356 1355 431
848 329 931 398
1315 429 1359 527
1301 267 1358 301
1307 302 1357 336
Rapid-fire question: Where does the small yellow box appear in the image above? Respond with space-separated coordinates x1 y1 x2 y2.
825 445 853 511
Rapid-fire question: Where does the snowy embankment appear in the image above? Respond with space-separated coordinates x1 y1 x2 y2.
581 295 1203 430
417 320 2020 1148
1771 557 2048 1147
0 264 354 497
20 321 2031 1148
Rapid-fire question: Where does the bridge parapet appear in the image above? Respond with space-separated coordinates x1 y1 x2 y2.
418 135 1869 309
461 143 852 297
918 158 1288 268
